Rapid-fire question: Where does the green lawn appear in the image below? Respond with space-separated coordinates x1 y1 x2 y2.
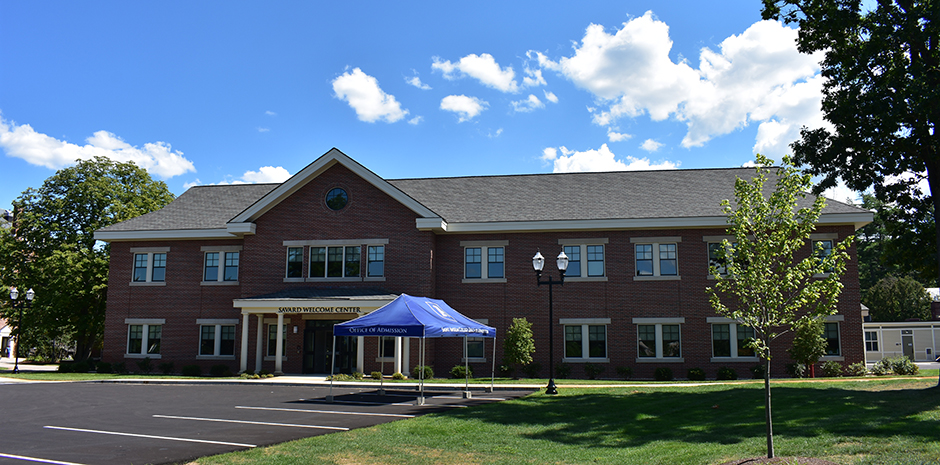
194 378 940 465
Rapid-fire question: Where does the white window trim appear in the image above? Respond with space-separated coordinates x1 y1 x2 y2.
558 239 609 282
462 319 490 362
124 318 165 359
264 318 290 361
130 247 169 286
560 318 611 363
201 246 242 285
365 244 387 282
461 240 508 283
707 318 759 362
633 318 684 363
631 237 682 281
305 244 364 282
196 319 238 359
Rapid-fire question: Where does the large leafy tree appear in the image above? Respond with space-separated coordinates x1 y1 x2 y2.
761 0 940 285
707 155 852 459
0 157 174 361
856 194 936 289
864 275 933 321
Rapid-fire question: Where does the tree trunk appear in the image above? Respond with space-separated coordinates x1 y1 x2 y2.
930 169 940 288
765 357 774 458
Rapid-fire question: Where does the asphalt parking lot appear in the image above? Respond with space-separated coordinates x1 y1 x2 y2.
0 381 534 465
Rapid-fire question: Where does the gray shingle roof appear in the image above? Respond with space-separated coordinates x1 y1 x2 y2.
98 183 278 232
99 166 868 233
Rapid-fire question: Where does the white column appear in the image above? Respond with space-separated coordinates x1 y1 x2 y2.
357 336 365 374
275 313 284 375
393 336 403 375
239 313 249 373
255 314 264 373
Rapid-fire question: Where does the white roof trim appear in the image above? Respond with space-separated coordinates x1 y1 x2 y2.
230 148 438 223
95 229 240 241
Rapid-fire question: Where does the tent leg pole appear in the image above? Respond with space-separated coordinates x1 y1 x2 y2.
416 337 425 406
489 336 496 393
463 336 471 399
326 336 337 403
379 337 385 396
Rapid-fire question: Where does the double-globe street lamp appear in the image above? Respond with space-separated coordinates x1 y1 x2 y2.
532 249 568 395
8 287 34 374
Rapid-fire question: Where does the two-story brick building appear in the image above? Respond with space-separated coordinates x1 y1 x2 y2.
94 148 873 379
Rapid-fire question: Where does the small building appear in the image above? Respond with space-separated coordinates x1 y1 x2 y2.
94 148 873 378
863 322 940 362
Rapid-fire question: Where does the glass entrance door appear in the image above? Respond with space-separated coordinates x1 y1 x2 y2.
303 320 357 374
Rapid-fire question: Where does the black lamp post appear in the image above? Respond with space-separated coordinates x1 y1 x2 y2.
532 249 568 395
9 287 34 374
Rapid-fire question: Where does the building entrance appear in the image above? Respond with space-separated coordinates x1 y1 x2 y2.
303 320 357 374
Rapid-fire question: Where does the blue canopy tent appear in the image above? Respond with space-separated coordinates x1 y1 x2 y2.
330 294 497 403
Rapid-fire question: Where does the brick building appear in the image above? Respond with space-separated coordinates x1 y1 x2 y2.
94 148 872 379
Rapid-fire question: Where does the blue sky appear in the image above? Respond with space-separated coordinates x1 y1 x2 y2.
0 1 856 211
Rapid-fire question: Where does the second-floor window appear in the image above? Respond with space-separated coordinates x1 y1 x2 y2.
131 248 169 284
202 246 242 284
560 241 608 279
632 237 681 279
310 246 361 278
368 245 385 278
461 241 508 282
286 247 304 278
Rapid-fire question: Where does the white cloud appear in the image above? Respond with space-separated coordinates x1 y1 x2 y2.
822 180 861 205
543 90 559 103
257 127 270 133
265 110 277 116
0 115 195 178
440 95 488 122
537 13 826 156
408 116 424 125
406 72 432 90
523 67 547 87
332 68 409 123
640 139 663 152
432 53 520 93
511 94 544 113
544 143 678 173
184 165 292 189
607 129 632 142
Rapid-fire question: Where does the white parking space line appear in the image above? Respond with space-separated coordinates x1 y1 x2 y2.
0 452 88 465
152 415 350 431
298 398 466 408
235 406 415 418
43 426 256 448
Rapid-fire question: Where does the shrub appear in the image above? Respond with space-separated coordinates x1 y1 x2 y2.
750 363 766 379
412 365 434 380
328 373 357 381
521 362 542 378
96 362 112 374
872 356 919 376
371 371 383 380
616 366 633 379
392 372 405 380
158 362 174 375
57 362 73 373
112 362 128 374
135 357 153 374
504 318 535 377
786 363 807 378
450 365 473 379
846 362 868 377
654 367 674 381
584 363 605 380
555 363 571 379
687 367 706 381
352 371 364 380
181 365 202 377
716 367 738 380
820 360 843 377
209 364 233 377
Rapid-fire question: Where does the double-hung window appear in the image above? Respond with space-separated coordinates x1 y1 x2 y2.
130 247 169 285
198 319 237 358
266 321 288 358
811 234 838 275
631 237 681 280
311 246 360 279
286 247 304 279
461 240 508 282
634 318 684 361
708 318 757 360
284 239 387 282
367 245 385 278
202 246 242 285
865 331 879 351
125 319 164 358
463 319 489 361
561 318 610 361
559 240 608 280
824 322 841 356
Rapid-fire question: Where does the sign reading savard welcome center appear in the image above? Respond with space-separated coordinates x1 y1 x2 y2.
277 306 361 314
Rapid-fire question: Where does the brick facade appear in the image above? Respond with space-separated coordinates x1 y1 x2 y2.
99 151 868 379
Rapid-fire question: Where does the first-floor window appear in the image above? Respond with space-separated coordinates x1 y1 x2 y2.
865 331 879 351
712 323 755 358
637 323 681 358
824 322 841 356
267 324 288 357
565 324 607 359
200 324 236 356
127 323 161 355
379 336 395 359
465 338 485 359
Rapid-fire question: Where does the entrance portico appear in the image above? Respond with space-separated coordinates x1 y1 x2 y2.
233 288 399 375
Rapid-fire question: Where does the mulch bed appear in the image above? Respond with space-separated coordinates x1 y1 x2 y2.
720 458 839 465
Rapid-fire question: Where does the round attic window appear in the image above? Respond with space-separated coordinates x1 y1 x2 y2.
325 188 348 210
